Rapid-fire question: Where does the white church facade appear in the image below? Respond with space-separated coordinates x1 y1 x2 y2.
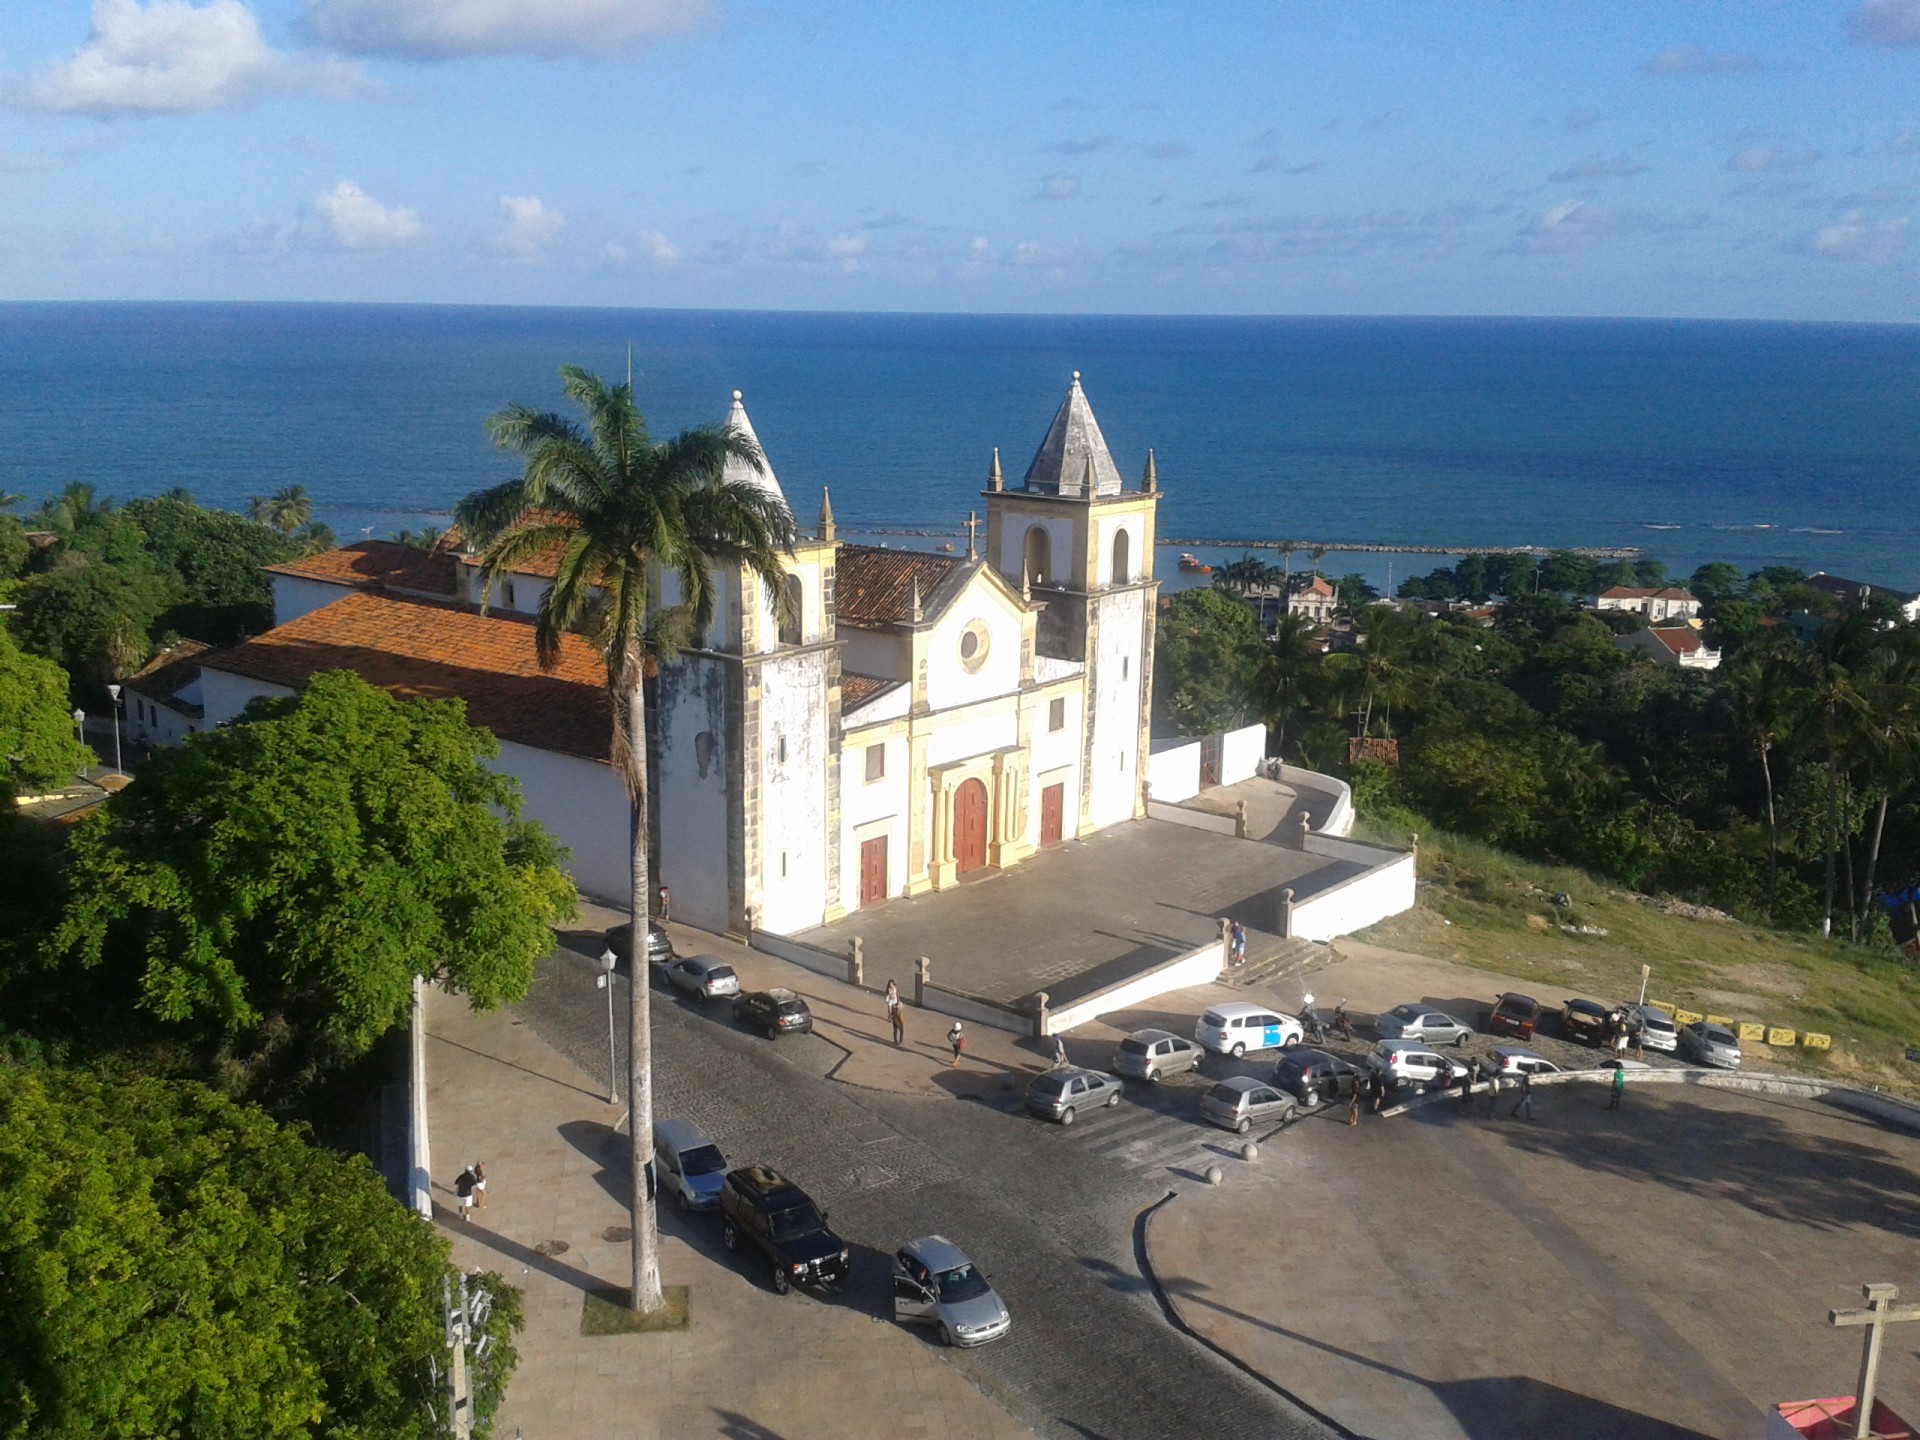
194 375 1162 937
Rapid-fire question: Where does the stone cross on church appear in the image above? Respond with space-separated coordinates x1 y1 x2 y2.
1829 1281 1920 1439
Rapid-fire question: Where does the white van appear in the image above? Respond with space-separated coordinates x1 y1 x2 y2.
1194 1003 1304 1059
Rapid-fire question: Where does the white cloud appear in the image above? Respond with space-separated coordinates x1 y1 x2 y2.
967 236 991 260
18 0 363 116
1850 0 1920 46
1642 45 1759 76
1508 201 1647 254
1800 209 1913 257
488 193 564 258
1726 145 1821 173
1549 153 1648 183
1037 172 1082 201
1008 240 1072 268
302 0 713 59
602 241 629 264
311 179 425 249
636 229 682 266
824 232 868 274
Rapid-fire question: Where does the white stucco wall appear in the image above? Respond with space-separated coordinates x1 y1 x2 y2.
200 667 293 726
1087 586 1146 829
1147 738 1201 803
1290 850 1417 943
126 693 200 749
922 589 1022 714
926 708 1018 769
755 649 831 935
997 512 1074 587
652 656 735 933
839 729 908 914
1221 723 1267 784
271 574 354 628
750 554 827 654
497 739 630 903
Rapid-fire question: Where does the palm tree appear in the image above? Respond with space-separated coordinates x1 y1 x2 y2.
1277 539 1298 587
38 482 110 538
1255 611 1320 757
1329 606 1419 736
1797 616 1877 939
456 366 796 1314
1309 544 1326 580
1850 629 1920 940
1723 634 1803 913
247 485 314 535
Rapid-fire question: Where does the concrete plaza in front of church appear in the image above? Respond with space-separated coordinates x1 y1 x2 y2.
796 808 1367 1012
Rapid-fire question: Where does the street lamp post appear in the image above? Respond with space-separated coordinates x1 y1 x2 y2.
104 685 124 773
72 708 85 748
597 948 620 1105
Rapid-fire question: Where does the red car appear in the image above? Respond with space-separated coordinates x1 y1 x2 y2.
1486 993 1541 1040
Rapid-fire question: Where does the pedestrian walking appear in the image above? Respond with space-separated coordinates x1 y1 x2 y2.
1510 1070 1535 1120
1347 1082 1360 1127
1485 1071 1502 1116
454 1165 477 1221
1368 1069 1385 1113
656 882 671 923
1613 1027 1629 1063
947 1021 966 1067
1461 1056 1479 1107
1607 1066 1626 1111
1051 1033 1068 1068
1229 920 1247 968
884 979 903 1046
471 1160 487 1212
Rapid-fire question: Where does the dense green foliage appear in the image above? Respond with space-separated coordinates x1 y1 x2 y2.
123 495 302 641
1155 588 1267 733
1162 552 1920 947
9 512 174 689
0 627 93 791
0 1067 521 1440
39 671 576 1085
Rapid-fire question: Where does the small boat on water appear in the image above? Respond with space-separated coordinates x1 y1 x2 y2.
1178 552 1212 574
939 541 955 553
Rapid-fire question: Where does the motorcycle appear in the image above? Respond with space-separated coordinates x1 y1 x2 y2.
1331 999 1355 1043
1298 1003 1328 1046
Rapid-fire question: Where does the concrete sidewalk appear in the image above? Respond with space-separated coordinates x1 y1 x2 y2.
424 985 1032 1439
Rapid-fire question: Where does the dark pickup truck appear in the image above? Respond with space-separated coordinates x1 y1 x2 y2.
719 1165 850 1295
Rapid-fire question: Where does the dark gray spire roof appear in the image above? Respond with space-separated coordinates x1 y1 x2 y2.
1021 371 1123 498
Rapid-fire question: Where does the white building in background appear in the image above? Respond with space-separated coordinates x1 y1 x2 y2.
1615 624 1722 671
1593 586 1701 621
193 376 1162 934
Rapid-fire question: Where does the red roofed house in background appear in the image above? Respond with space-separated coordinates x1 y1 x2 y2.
1592 585 1701 621
1614 623 1722 671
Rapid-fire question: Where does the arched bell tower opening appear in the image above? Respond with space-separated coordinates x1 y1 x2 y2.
1111 529 1130 586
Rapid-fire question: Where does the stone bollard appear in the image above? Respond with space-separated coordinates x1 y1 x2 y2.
848 937 864 989
1296 812 1312 850
1278 887 1295 940
914 955 930 1008
1235 799 1249 839
1205 1165 1223 1186
1034 990 1051 1040
1240 1141 1259 1162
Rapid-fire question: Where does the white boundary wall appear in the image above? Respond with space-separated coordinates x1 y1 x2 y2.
1279 762 1354 836
1220 724 1266 784
1147 738 1202 803
1290 841 1416 942
1043 935 1227 1035
1146 799 1237 835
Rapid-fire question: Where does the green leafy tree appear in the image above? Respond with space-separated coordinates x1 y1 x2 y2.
123 496 302 642
31 482 112 540
1153 587 1266 735
0 627 93 791
1535 550 1596 596
247 484 314 536
50 671 575 1076
0 1067 521 1439
9 514 174 687
1332 572 1378 607
456 365 796 1315
1254 611 1320 756
1326 605 1422 736
1689 562 1745 608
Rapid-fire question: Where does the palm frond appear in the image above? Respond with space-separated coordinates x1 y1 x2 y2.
452 478 531 547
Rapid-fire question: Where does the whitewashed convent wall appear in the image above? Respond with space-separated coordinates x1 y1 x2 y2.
652 656 735 935
754 647 832 936
1088 585 1147 829
1024 685 1084 844
838 720 909 912
921 587 1023 713
270 575 354 628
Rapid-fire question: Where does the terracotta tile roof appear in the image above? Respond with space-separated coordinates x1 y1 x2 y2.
126 639 211 716
834 544 967 629
263 539 458 596
448 510 578 580
840 672 899 709
204 592 613 761
1646 626 1703 654
1599 586 1696 602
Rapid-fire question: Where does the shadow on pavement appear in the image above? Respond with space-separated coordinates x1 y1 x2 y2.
713 1410 787 1440
431 1202 611 1295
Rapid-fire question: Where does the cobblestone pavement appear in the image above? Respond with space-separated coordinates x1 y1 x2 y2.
514 946 1333 1440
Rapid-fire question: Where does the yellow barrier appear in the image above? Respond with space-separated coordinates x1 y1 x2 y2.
1646 1000 1677 1017
1736 1023 1766 1043
1802 1032 1831 1050
1767 1027 1797 1047
1673 1009 1703 1026
1704 1013 1734 1028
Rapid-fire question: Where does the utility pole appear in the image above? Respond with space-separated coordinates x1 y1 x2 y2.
598 948 620 1105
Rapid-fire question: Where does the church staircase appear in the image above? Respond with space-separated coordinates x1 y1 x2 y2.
1221 934 1337 992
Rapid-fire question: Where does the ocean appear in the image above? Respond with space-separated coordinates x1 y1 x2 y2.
2 302 1917 593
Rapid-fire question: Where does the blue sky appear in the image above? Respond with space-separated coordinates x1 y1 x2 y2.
3 1 1919 318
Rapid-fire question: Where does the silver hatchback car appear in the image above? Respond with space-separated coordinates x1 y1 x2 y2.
1112 1029 1203 1082
892 1236 1012 1348
1024 1066 1123 1125
1680 1021 1742 1069
1377 1003 1473 1047
663 955 741 1002
1199 1076 1298 1134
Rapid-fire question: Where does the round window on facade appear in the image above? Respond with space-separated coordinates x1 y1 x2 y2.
959 620 991 673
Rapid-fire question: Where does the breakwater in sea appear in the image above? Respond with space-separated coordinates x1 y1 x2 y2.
843 527 1642 559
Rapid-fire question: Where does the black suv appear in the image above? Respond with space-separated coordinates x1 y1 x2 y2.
1273 1047 1362 1108
718 1166 850 1294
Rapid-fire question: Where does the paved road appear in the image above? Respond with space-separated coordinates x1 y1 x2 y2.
514 950 1333 1440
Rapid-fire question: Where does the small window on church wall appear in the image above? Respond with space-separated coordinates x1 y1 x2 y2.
1112 529 1130 585
503 580 517 610
777 735 787 765
1049 697 1065 732
695 731 715 779
866 744 885 783
1122 655 1130 680
778 575 803 646
958 620 991 674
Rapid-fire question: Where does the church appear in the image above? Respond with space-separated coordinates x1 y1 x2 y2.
180 374 1163 938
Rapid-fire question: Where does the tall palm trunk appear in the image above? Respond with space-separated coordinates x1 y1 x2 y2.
1822 753 1840 940
1859 790 1890 942
625 678 663 1312
1758 741 1778 918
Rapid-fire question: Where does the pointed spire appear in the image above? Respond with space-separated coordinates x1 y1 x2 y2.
1079 449 1097 498
1021 567 1031 603
909 575 923 623
817 487 836 543
1021 370 1123 497
1142 448 1158 494
721 389 785 503
987 447 1003 493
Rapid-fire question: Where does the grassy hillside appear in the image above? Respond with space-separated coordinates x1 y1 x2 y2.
1353 822 1920 1095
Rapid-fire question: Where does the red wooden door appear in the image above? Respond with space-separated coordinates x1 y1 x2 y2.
859 835 888 907
1040 782 1064 845
953 778 988 874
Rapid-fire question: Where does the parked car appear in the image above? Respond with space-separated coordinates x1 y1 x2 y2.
733 988 814 1037
1199 1076 1299 1134
1024 1066 1123 1125
604 920 673 969
1273 1047 1363 1108
1597 1057 1654 1072
1485 1047 1561 1079
1486 993 1542 1040
1112 1029 1203 1083
1560 998 1612 1046
651 1118 729 1212
1368 1040 1469 1093
892 1236 1011 1347
1635 1005 1679 1054
1679 1021 1742 1070
1194 1002 1303 1059
1378 1003 1473 1048
719 1165 850 1294
663 955 740 1002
